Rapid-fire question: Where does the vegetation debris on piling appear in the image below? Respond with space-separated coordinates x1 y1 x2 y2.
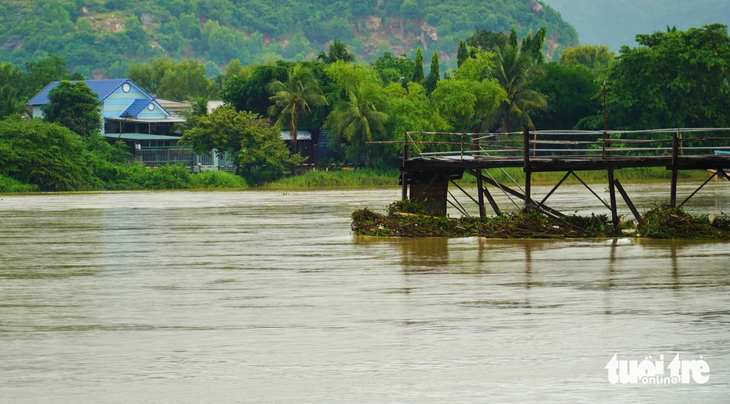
352 201 730 240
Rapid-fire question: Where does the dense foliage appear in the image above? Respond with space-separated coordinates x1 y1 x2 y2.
0 0 577 78
180 105 302 183
605 24 730 130
41 80 102 137
0 117 248 192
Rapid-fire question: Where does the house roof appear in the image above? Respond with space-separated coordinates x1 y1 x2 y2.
280 130 312 141
102 133 182 141
26 79 158 106
121 99 152 117
105 116 186 124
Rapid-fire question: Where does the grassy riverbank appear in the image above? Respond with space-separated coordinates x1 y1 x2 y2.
0 165 715 193
264 168 400 188
0 167 248 193
265 166 709 190
352 201 730 240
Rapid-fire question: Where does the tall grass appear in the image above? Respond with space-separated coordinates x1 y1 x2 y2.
0 174 39 193
106 165 248 190
189 171 248 189
264 168 400 188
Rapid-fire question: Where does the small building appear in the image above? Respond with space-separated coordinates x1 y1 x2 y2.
27 79 185 143
281 130 317 164
26 79 233 170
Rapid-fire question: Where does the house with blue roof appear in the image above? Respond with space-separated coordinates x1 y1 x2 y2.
27 78 186 147
26 79 237 170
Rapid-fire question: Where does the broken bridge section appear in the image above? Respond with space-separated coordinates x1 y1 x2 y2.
373 128 730 222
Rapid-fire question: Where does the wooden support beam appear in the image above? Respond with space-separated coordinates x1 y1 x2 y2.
614 179 642 225
537 171 571 209
464 169 501 216
481 177 566 218
439 170 479 206
482 185 502 216
571 171 612 211
670 132 679 207
678 168 721 209
608 169 618 225
401 141 409 201
523 127 532 207
476 169 486 219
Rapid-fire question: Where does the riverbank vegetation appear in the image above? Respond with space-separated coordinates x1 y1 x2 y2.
0 118 247 192
352 201 730 239
265 168 399 188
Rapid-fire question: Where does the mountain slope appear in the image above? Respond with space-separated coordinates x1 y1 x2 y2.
544 0 730 50
0 0 577 78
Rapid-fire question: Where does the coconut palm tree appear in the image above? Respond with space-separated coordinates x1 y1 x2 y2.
326 83 388 166
489 44 547 132
267 64 328 154
317 40 355 64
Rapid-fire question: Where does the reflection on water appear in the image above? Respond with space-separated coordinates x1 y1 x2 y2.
0 184 729 403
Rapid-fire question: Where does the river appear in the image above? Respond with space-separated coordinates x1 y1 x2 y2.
1 182 729 403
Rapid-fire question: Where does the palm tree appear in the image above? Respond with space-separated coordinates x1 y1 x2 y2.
326 83 388 166
489 44 547 132
267 64 328 154
317 40 355 64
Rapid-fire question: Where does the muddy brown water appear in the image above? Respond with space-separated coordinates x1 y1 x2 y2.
1 182 729 403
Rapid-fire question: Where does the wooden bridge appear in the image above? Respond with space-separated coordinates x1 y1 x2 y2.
374 128 730 224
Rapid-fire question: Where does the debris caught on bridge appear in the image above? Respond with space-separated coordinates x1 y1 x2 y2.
352 202 730 240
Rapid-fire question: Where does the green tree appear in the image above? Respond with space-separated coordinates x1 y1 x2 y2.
41 81 101 137
267 63 328 154
21 55 73 100
326 83 388 166
468 29 507 53
0 63 25 95
606 24 730 130
317 40 356 64
179 105 301 183
222 62 290 116
431 78 506 132
560 45 615 75
157 59 215 100
373 52 415 85
0 119 92 191
381 81 451 163
453 51 495 81
531 63 601 130
490 44 547 132
457 40 469 68
520 27 547 64
0 85 27 120
425 50 440 94
412 48 424 83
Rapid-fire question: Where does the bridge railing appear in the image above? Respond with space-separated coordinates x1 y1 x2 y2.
371 128 730 161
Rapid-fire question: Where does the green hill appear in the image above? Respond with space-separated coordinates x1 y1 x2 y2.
0 0 577 78
544 0 730 50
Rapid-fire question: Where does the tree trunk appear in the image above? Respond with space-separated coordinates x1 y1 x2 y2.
290 114 298 155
